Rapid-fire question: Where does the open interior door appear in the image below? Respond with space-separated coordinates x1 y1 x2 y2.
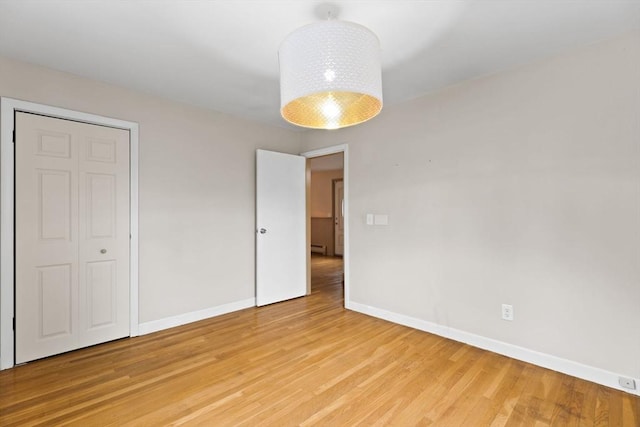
256 149 306 306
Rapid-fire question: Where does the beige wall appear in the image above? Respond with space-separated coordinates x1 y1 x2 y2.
302 31 640 379
310 169 343 218
310 169 343 255
0 56 302 323
310 218 333 255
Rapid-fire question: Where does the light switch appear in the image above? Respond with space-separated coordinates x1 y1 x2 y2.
366 214 374 225
374 214 388 225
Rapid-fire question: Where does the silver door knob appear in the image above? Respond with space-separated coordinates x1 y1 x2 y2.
259 228 267 234
100 249 107 254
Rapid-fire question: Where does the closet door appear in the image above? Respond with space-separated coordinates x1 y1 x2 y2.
15 112 130 363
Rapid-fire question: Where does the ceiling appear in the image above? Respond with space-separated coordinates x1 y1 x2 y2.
0 1 638 129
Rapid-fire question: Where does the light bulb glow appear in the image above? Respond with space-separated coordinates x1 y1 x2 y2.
321 98 341 119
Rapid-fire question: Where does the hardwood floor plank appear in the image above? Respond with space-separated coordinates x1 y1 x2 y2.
1 255 637 426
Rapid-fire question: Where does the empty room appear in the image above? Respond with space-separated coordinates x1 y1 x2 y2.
0 1 639 425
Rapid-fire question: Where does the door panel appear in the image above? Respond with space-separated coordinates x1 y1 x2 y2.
256 149 306 306
15 112 130 363
86 173 116 238
86 137 117 163
38 169 72 240
38 264 73 338
86 260 117 329
37 131 71 158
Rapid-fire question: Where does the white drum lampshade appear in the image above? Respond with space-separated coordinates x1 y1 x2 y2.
279 20 383 130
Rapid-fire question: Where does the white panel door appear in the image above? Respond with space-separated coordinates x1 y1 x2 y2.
15 112 130 363
334 180 344 256
78 124 130 347
256 149 306 306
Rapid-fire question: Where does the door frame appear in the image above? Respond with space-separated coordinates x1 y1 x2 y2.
332 178 344 256
301 144 350 308
0 97 139 369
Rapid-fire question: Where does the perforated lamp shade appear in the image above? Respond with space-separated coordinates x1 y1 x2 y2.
279 20 383 130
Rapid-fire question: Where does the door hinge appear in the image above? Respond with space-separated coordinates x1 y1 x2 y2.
12 317 15 331
12 129 16 143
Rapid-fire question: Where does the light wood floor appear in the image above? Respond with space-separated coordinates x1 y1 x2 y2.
1 255 638 426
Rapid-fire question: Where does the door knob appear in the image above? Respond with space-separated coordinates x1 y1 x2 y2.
100 249 107 254
259 228 267 234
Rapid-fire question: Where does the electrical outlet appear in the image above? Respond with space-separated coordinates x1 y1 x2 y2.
501 304 514 321
619 377 636 390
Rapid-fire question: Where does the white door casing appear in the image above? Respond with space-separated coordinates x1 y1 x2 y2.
0 97 139 370
256 149 306 306
334 179 344 256
15 112 130 363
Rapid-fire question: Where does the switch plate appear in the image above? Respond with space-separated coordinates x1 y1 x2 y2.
501 304 514 321
374 214 388 225
366 214 374 225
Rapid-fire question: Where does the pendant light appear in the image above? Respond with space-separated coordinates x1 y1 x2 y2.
279 18 383 130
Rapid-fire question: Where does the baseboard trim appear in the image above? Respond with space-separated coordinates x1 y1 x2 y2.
138 298 256 335
348 301 639 396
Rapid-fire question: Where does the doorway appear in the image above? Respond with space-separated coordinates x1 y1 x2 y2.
0 98 139 370
255 147 346 308
303 146 347 302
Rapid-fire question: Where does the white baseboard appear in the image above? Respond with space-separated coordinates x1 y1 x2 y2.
138 298 255 335
348 301 639 396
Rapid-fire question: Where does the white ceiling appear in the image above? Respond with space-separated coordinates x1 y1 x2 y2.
0 1 638 129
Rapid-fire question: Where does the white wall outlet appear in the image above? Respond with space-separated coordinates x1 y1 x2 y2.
619 377 636 390
501 304 514 321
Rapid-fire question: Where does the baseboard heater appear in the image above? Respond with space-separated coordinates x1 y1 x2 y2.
310 244 327 255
